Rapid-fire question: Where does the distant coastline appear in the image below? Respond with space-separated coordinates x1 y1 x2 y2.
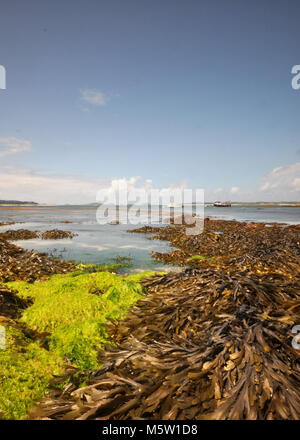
210 202 300 207
0 201 300 208
0 200 38 206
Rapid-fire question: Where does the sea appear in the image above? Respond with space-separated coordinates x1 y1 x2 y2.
0 204 299 272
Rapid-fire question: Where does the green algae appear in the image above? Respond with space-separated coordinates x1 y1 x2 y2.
0 325 63 420
189 255 215 261
0 265 162 419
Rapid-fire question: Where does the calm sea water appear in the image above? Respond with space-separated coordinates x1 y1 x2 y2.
0 205 299 272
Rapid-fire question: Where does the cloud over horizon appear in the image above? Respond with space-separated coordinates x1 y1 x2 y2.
0 137 32 158
0 161 299 204
0 166 110 204
0 168 193 205
259 162 300 198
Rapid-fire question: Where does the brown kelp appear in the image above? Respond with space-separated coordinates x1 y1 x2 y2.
0 226 77 282
135 219 300 273
0 285 32 319
0 229 39 241
40 230 77 239
0 237 76 283
0 228 76 241
28 219 300 420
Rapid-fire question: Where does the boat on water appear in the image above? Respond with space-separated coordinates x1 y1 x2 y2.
213 200 232 207
167 203 183 208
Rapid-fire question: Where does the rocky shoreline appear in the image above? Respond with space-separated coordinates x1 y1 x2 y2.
25 219 300 420
0 224 156 419
0 228 77 282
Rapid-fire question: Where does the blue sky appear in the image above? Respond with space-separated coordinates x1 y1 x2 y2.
0 0 300 203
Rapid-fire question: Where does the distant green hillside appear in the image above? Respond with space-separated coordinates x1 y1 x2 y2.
0 200 38 205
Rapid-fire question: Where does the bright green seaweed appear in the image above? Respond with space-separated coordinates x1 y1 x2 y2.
0 265 162 419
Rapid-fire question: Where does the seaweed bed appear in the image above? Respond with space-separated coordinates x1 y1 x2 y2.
0 228 76 241
26 219 300 420
0 230 76 282
1 223 169 419
0 285 32 319
40 230 77 240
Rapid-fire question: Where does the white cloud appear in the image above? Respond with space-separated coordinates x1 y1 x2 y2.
0 137 32 158
293 177 300 189
110 177 141 192
0 165 192 205
1 162 299 205
0 166 111 204
260 162 300 194
80 88 107 106
214 187 223 193
0 168 160 205
207 163 300 202
231 186 239 194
